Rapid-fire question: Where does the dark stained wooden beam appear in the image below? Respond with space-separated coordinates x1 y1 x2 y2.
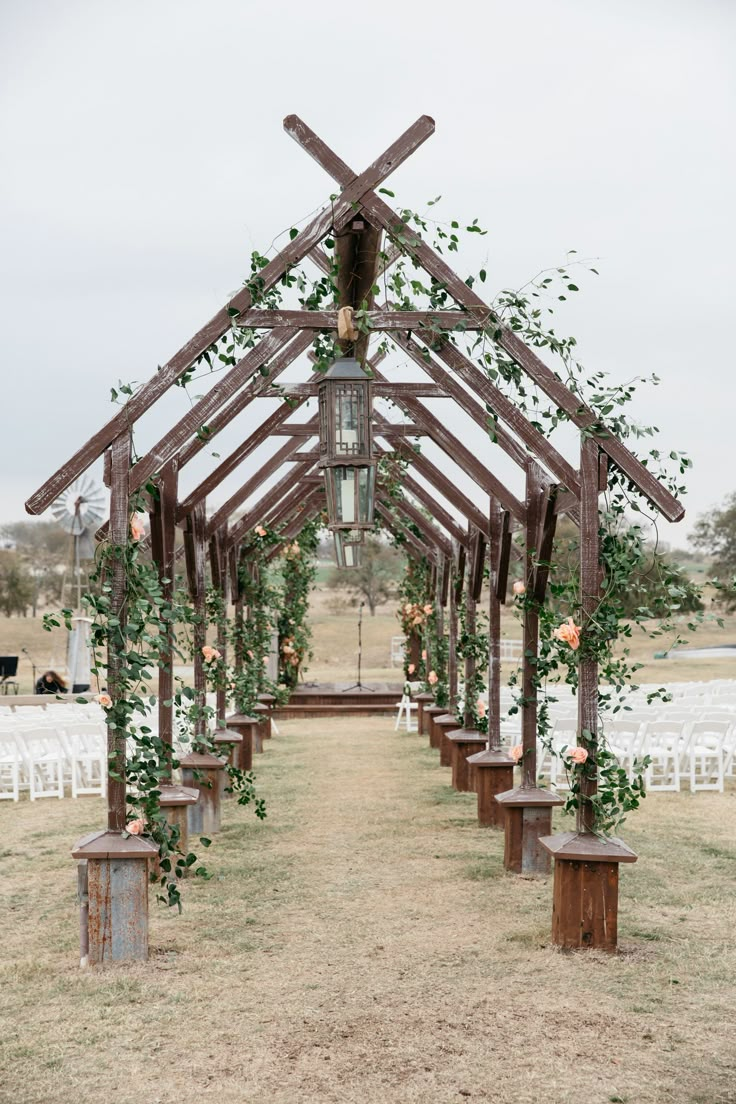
227 461 316 547
385 435 492 538
276 382 447 398
284 115 684 524
376 502 436 563
377 487 452 558
236 308 490 331
27 116 435 517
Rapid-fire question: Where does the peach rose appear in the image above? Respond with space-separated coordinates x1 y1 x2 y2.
247 649 254 660
408 664 415 675
510 744 523 763
255 525 267 537
421 649 427 661
97 692 112 708
476 698 487 718
512 580 526 596
553 616 581 651
129 514 145 542
127 819 145 835
423 604 433 614
569 746 589 765
428 670 438 685
201 645 221 662
263 656 269 665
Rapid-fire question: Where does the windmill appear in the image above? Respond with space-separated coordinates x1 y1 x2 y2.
51 476 106 610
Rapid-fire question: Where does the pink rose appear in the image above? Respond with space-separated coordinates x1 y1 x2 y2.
127 819 145 835
129 514 145 542
255 526 267 537
569 746 589 765
408 664 415 675
476 698 487 718
201 645 221 662
96 693 112 708
513 580 526 596
421 650 427 661
510 744 523 763
423 604 433 614
428 670 438 685
553 617 581 651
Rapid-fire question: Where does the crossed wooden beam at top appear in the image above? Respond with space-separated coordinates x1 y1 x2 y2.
27 113 684 568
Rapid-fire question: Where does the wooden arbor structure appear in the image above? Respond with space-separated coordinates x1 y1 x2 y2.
27 115 684 959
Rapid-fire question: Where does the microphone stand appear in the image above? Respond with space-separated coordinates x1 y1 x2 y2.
22 647 38 690
343 602 374 692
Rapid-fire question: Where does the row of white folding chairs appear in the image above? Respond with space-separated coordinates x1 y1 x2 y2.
0 721 106 801
535 714 735 794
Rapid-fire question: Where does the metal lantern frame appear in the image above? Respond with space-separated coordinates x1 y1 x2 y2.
318 357 376 530
333 528 365 569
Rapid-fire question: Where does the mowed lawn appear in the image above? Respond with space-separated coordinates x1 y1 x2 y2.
2 714 736 1104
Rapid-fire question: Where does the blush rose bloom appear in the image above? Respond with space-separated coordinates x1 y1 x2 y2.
127 819 145 835
428 670 438 685
569 746 589 765
512 580 526 596
510 744 523 763
476 698 487 718
255 526 267 537
129 514 145 542
423 604 433 615
421 649 427 661
408 663 415 675
201 645 221 662
553 616 581 651
97 693 112 708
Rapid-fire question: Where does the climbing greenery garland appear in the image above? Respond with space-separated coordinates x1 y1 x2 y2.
276 517 321 690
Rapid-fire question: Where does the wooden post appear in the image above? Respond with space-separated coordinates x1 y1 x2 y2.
497 464 562 867
540 435 637 948
149 460 199 849
71 431 157 964
467 503 515 826
184 501 209 746
448 543 459 707
209 522 229 731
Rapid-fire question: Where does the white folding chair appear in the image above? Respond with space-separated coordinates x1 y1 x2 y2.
17 728 65 799
688 720 729 793
0 733 20 801
642 720 684 792
394 693 417 732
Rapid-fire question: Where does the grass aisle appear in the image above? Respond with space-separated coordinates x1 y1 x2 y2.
2 717 736 1103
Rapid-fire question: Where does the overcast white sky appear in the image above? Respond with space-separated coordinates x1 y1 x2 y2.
2 0 734 547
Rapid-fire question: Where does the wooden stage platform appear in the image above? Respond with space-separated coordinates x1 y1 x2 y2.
275 683 404 719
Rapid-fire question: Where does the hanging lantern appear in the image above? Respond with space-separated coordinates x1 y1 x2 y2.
318 357 376 529
334 529 364 569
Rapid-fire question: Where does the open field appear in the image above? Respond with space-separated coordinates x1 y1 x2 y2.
2 585 736 692
2 715 736 1104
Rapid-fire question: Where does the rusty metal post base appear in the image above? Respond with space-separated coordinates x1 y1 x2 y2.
158 784 199 873
226 713 263 770
466 750 515 826
435 715 459 767
413 692 435 737
179 752 226 836
539 831 638 951
495 786 564 873
447 730 488 792
71 830 158 966
212 730 244 799
424 705 445 750
253 701 272 739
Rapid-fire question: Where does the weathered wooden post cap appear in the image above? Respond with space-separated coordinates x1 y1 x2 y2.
413 691 436 736
466 746 516 827
435 713 460 767
179 751 227 837
424 703 446 749
539 831 638 952
212 729 244 798
158 783 200 806
71 829 158 965
447 729 488 792
252 701 272 739
495 785 564 871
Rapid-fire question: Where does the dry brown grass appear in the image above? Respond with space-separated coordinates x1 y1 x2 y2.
2 715 736 1104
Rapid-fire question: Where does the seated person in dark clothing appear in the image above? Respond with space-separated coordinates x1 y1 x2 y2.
35 670 68 695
